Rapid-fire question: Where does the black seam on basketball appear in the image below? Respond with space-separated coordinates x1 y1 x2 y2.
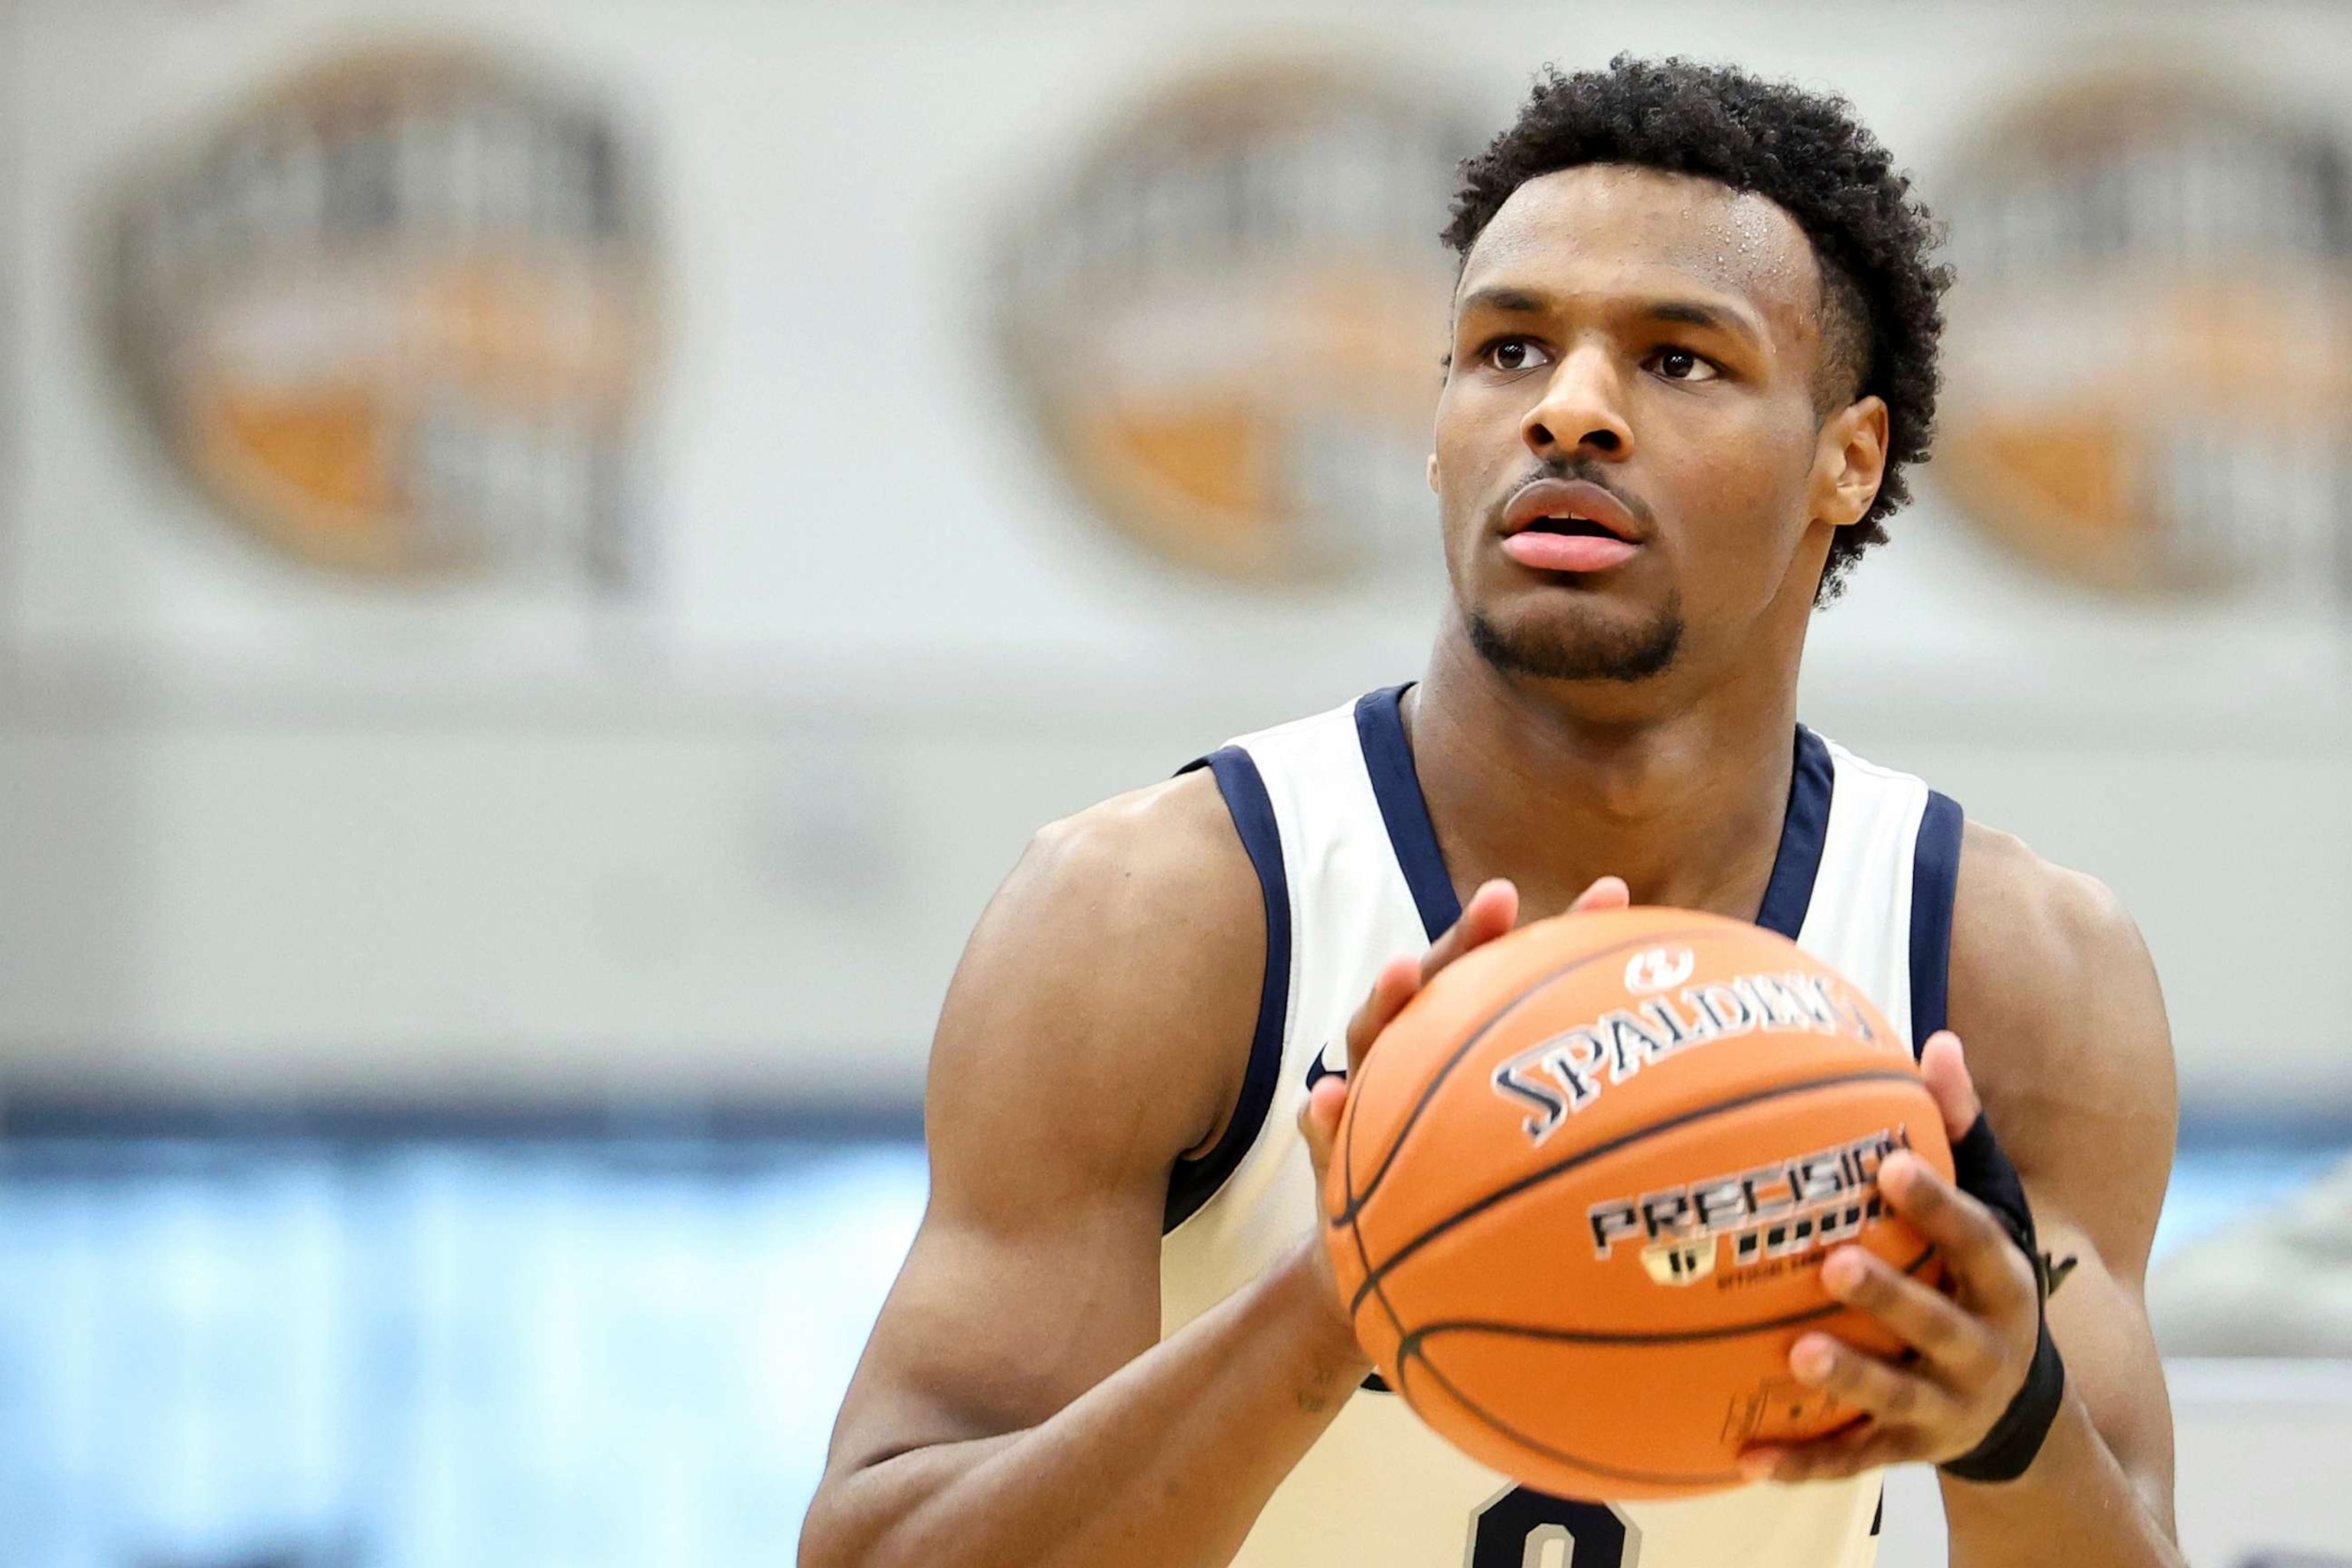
1347 1067 1927 1318
1392 1241 1940 1357
1395 1344 1745 1491
1334 926 1726 1227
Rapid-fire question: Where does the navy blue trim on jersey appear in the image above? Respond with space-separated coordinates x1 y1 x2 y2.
1753 725 1835 941
1354 685 1462 941
1358 687 1836 945
1908 789 1965 1056
1871 1485 1884 1536
1164 746 1292 1233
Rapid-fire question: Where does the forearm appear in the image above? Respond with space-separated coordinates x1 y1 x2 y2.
1940 1393 2182 1568
799 1240 1368 1568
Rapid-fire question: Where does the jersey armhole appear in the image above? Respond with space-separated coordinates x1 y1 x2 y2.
1907 789 1965 1054
1164 746 1292 1233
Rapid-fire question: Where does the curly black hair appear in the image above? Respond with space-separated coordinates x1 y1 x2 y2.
1445 57 1950 601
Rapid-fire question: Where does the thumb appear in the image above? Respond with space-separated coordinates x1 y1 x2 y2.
1917 1030 1982 1142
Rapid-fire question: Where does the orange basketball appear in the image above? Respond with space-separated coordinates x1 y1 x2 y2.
1324 905 1952 1501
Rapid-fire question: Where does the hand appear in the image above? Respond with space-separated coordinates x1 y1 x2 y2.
1739 1032 2045 1483
1294 876 1632 1349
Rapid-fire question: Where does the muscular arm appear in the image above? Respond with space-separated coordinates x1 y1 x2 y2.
796 774 1371 1568
1940 825 2183 1567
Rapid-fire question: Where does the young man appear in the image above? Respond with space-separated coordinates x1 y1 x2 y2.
800 57 2181 1568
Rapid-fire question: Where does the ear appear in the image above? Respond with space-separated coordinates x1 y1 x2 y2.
1813 395 1889 529
1427 451 1441 495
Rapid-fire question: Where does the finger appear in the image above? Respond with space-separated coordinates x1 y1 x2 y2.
1416 879 1520 986
1343 954 1425 1071
1879 1152 2038 1318
1917 1031 1981 1142
1740 1420 1930 1485
1567 875 1631 914
1298 1075 1348 1185
1820 1246 2004 1386
1786 1331 1965 1431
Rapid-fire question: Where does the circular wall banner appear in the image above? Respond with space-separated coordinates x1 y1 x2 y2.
995 60 1484 583
1936 74 2352 597
106 43 660 585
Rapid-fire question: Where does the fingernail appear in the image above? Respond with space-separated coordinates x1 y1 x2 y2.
1792 1340 1835 1384
1822 1250 1865 1295
1739 1452 1778 1482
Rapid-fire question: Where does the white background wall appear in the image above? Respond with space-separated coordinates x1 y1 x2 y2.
3 0 2350 1112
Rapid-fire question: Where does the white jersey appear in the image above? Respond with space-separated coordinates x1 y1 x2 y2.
1160 685 1963 1568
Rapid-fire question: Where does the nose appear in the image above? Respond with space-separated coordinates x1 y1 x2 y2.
1519 344 1634 463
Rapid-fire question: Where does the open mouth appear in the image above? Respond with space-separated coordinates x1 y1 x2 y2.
1499 477 1644 547
1514 514 1625 540
1498 479 1645 574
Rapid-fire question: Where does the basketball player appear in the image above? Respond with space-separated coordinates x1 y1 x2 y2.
800 57 2180 1568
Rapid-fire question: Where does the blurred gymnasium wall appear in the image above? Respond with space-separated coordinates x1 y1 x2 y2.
1 0 2347 1122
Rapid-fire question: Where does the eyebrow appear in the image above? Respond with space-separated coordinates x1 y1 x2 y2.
1646 300 1748 336
1456 286 1550 317
1456 286 1765 347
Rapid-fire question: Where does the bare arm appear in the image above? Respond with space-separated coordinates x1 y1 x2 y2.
1938 828 2181 1567
798 786 1627 1568
795 774 1372 1568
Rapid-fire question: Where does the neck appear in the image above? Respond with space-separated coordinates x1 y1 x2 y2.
1409 617 1807 924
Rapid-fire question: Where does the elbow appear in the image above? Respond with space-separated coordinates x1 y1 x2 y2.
799 1465 936 1568
796 1482 868 1568
802 1439 1001 1568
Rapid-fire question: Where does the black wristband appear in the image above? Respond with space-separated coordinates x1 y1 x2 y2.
1937 1112 2069 1485
1941 1315 2066 1483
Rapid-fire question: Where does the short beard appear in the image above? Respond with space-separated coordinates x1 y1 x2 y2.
1465 595 1684 683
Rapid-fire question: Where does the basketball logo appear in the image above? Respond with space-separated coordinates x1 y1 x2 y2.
993 60 1482 582
1642 1236 1717 1288
1623 945 1695 995
106 44 660 584
1937 72 2352 599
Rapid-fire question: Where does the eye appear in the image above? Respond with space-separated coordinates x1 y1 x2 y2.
1482 338 1553 374
1648 347 1719 383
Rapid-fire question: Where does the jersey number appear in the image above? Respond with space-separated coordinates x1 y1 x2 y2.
1468 1486 1637 1568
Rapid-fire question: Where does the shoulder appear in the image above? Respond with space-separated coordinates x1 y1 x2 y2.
1005 769 1266 1018
926 767 1267 1186
1945 821 2176 1216
1949 820 2151 1014
1019 766 1258 923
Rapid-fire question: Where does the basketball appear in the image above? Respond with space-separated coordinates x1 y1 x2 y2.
1325 906 1955 1501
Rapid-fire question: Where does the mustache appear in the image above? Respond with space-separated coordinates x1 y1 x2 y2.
1499 459 1656 531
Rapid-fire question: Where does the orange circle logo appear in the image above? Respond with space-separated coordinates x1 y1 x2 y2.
995 61 1481 583
107 44 660 584
1936 74 2352 596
